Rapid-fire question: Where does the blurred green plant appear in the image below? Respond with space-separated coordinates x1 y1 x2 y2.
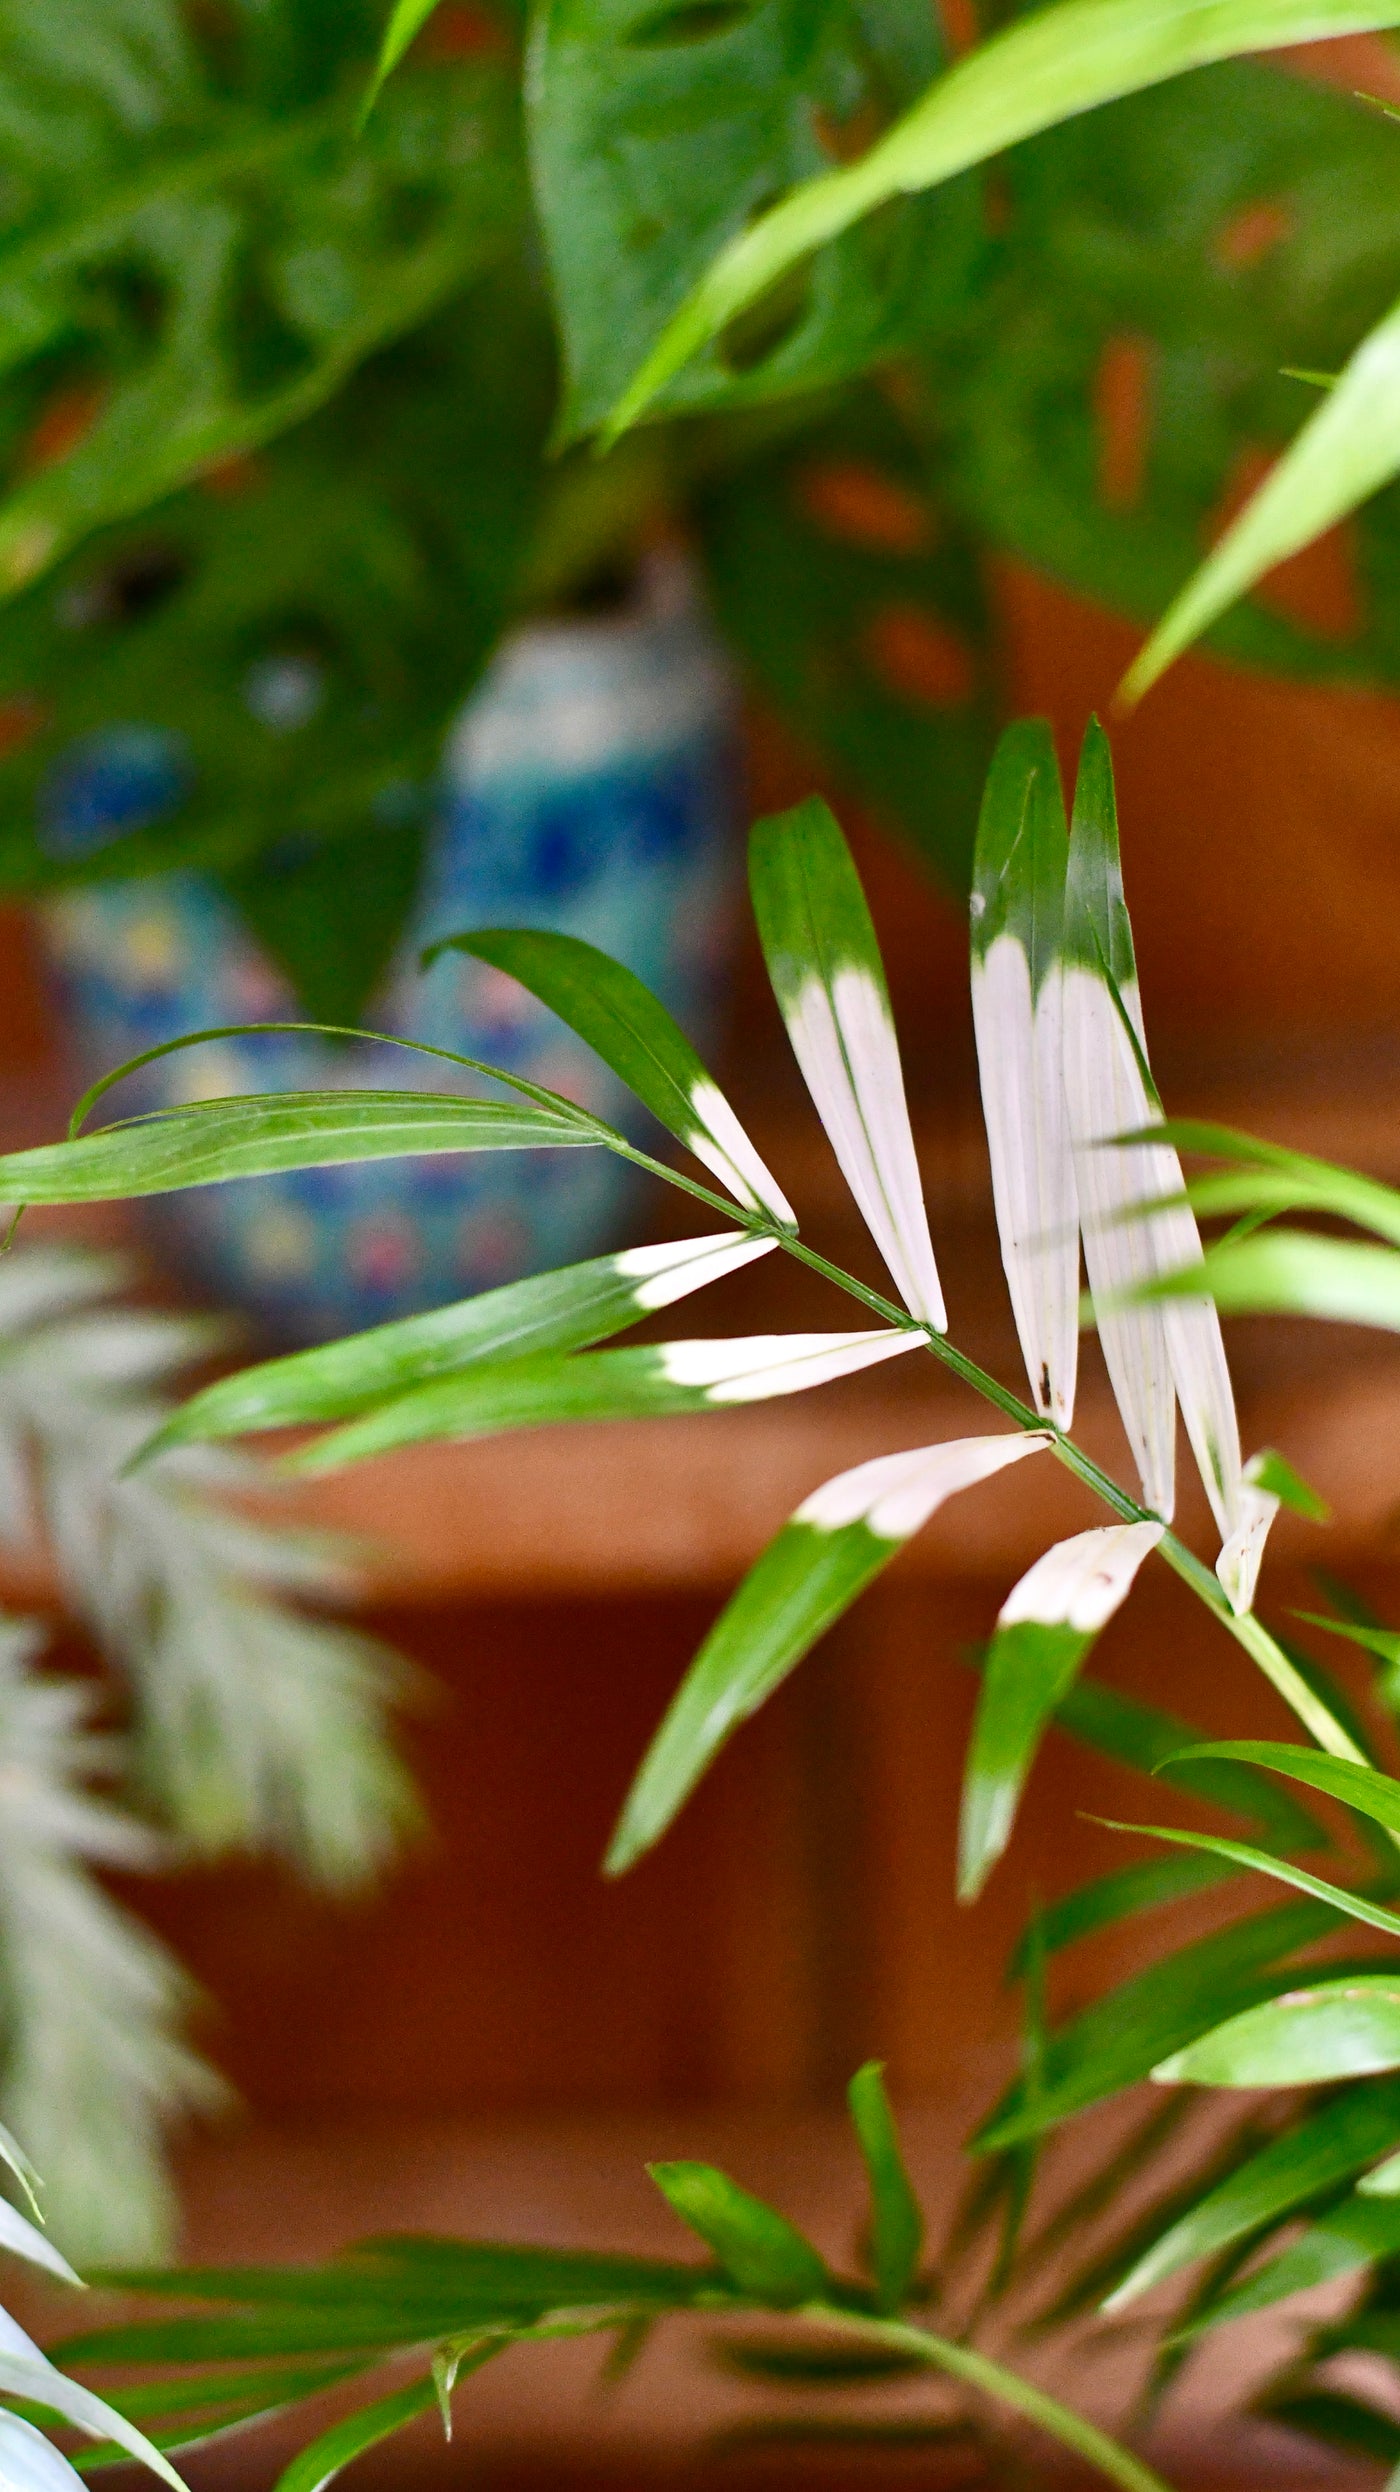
7 0 1400 1020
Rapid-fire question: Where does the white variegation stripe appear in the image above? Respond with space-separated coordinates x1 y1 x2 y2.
972 934 1080 1428
785 967 945 1331
1216 1454 1281 1617
657 1327 926 1403
1154 1198 1244 1546
1061 965 1178 1518
615 1230 777 1310
685 1080 796 1228
796 1429 1052 1540
998 1519 1163 1633
0 2194 79 2286
0 2409 88 2492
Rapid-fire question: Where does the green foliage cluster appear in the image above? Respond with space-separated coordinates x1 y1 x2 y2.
3 0 1400 1011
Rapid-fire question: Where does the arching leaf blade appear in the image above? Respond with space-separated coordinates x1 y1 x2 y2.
144 1232 776 1455
430 929 794 1226
847 2064 925 2310
1124 288 1400 701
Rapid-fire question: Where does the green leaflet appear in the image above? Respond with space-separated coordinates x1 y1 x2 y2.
847 2064 924 2310
1055 1656 1327 1854
1095 1819 1400 1940
1173 2191 1400 2335
1004 1853 1236 1982
961 1521 1165 1900
271 2374 442 2492
529 0 969 438
143 1230 775 1455
281 1328 921 1474
648 2163 827 2306
975 1898 1341 2150
1156 1978 1400 2088
1158 1232 1400 1330
1166 1742 1400 1836
1104 2074 1400 2308
1149 1121 1400 1250
0 6 523 600
748 796 944 1328
960 1623 1090 1901
428 928 794 1227
603 0 1400 437
1124 285 1400 699
607 1432 1049 1873
0 1091 602 1204
970 719 1068 989
609 1509 900 1875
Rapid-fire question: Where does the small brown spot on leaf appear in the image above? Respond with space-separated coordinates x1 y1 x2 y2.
864 604 976 707
798 461 935 555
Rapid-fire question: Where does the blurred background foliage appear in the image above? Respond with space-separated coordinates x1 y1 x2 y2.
1 0 1398 1019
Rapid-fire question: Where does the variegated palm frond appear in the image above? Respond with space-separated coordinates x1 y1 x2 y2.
0 1249 417 1880
0 1616 217 2263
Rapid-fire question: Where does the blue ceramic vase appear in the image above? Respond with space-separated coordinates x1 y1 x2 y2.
42 555 741 1343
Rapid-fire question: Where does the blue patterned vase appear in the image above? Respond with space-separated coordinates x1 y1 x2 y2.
42 554 741 1343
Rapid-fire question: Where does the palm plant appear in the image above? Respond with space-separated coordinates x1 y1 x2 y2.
0 713 1386 2478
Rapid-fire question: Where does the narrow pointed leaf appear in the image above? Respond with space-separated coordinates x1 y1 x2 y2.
1004 1854 1236 1981
1053 1676 1327 1852
1125 289 1400 702
145 1232 777 1455
431 930 794 1227
285 1327 925 1474
0 2126 43 2223
975 1898 1340 2150
1178 2192 1400 2334
647 2164 826 2306
1165 1742 1400 1835
1144 1121 1400 1250
749 800 944 1329
1104 2072 1400 2309
271 2375 443 2492
608 1432 1051 1872
1155 1978 1400 2088
1065 723 1242 1534
1094 1818 1400 1939
971 722 1079 1427
0 2412 88 2492
363 0 447 118
1154 1232 1400 1330
960 1520 1162 1899
1249 1450 1329 1523
0 2355 186 2492
847 2065 924 2311
0 1094 602 1206
603 0 1400 438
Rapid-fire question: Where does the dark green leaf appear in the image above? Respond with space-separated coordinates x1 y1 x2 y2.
530 0 972 438
1104 2073 1400 2307
1174 2190 1400 2336
1004 1854 1235 1982
1054 1675 1327 1853
975 1899 1341 2150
